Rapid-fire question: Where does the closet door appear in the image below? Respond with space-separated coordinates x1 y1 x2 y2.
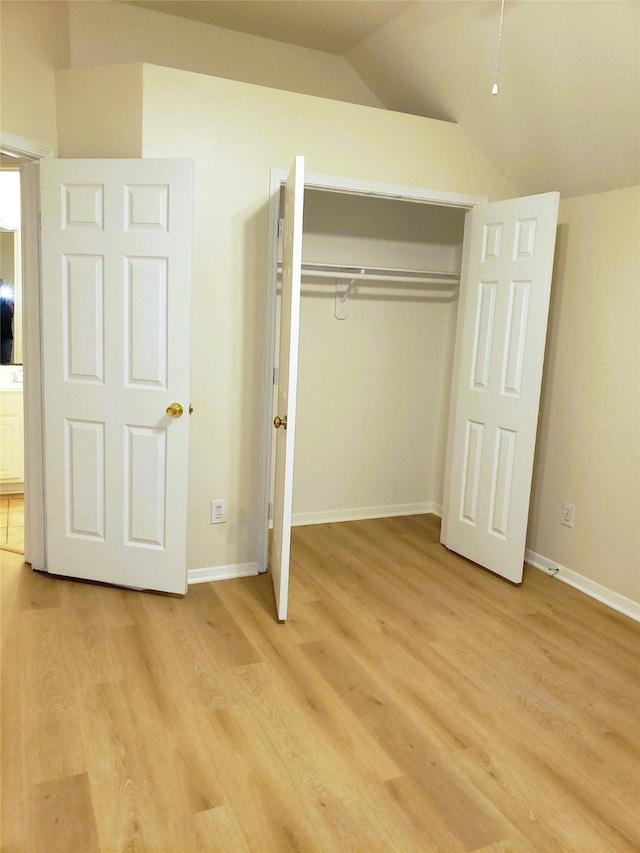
270 156 305 620
441 192 559 583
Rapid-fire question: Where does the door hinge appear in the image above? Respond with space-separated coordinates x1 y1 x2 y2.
272 366 279 386
277 218 284 238
268 502 273 520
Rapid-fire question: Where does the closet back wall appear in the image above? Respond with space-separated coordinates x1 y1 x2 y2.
292 192 466 523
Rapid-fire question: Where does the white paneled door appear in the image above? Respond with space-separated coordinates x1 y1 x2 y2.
40 159 192 594
441 192 559 583
270 156 305 621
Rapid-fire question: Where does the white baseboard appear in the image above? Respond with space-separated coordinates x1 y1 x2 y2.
187 562 260 585
525 549 640 623
292 502 441 528
0 482 24 495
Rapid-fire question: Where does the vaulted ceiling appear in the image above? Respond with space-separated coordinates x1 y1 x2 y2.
125 0 640 198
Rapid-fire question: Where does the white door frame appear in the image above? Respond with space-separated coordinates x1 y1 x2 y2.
0 131 54 570
257 169 487 572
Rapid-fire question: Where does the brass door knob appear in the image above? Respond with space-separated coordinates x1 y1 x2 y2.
166 403 184 418
273 415 288 430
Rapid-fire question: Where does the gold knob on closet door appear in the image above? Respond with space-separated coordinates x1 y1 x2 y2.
273 415 288 430
166 403 184 418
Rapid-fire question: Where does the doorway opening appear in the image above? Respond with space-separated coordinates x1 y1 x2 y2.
258 163 485 620
0 132 53 569
258 167 485 578
1 162 25 554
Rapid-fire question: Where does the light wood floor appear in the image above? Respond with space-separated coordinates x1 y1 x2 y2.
1 514 639 852
0 493 24 555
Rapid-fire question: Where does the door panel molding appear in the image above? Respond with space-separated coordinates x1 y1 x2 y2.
40 158 192 593
442 192 560 583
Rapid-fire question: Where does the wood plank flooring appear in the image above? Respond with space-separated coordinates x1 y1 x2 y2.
0 494 24 555
1 514 639 852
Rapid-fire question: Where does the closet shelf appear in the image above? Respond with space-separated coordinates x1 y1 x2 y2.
277 260 460 286
277 261 460 319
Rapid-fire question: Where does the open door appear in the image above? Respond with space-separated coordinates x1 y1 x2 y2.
270 156 305 621
40 159 192 594
441 191 559 582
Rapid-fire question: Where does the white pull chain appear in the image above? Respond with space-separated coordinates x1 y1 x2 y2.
491 0 506 95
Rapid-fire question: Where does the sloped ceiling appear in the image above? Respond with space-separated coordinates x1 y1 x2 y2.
126 0 414 53
124 0 640 198
349 0 640 198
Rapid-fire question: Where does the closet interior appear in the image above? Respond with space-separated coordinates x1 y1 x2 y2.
274 188 468 526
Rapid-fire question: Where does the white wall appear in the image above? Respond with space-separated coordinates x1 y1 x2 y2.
0 0 69 150
67 1 383 109
0 173 21 229
528 185 640 606
56 64 143 158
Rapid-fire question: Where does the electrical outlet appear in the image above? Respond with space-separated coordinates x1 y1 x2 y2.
561 502 575 528
211 499 227 524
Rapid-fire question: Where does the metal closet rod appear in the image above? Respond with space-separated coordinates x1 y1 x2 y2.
277 261 460 286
